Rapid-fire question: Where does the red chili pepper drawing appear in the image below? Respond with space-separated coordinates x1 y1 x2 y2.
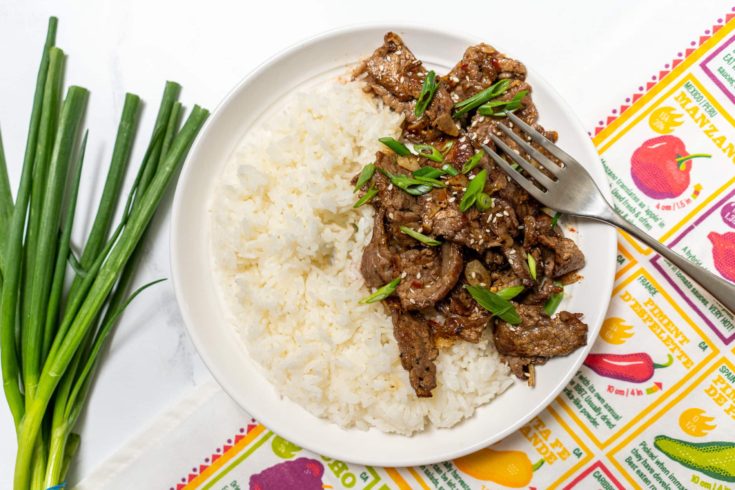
583 352 674 383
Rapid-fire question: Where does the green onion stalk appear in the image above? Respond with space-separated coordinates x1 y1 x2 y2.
0 17 209 489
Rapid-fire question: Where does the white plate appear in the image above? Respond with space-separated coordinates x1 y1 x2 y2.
170 25 616 467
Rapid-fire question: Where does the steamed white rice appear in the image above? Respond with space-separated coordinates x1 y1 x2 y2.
210 78 512 435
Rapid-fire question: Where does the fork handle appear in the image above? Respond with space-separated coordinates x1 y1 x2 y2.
594 207 735 314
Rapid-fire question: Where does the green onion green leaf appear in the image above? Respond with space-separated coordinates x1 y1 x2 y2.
413 166 444 179
477 90 528 117
399 226 441 246
465 284 521 324
386 172 433 195
459 169 487 212
527 253 537 281
544 283 564 316
441 163 459 176
379 137 411 156
414 70 438 118
353 163 375 193
476 192 493 211
461 151 483 174
496 285 525 300
360 277 401 304
413 143 444 162
453 79 511 118
354 186 378 208
551 212 562 229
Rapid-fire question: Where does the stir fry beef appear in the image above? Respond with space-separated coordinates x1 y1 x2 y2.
391 309 438 397
396 243 463 311
360 210 397 288
443 43 526 104
494 306 587 358
355 33 588 397
435 283 492 343
355 32 459 140
538 235 586 277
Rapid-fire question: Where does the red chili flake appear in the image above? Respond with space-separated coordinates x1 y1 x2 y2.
411 280 424 288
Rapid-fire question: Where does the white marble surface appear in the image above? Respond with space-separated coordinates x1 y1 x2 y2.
0 0 731 486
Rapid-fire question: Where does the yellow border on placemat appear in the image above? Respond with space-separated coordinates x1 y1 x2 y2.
557 268 719 450
593 17 735 147
548 405 595 489
606 356 735 489
184 425 267 489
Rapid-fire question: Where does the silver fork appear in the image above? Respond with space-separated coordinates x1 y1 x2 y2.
481 111 735 313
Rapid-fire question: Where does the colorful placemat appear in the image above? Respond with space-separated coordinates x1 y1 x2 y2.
77 9 735 490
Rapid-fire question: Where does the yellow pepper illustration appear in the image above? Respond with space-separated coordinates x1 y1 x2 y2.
600 317 634 345
678 408 717 437
648 106 684 134
454 448 544 488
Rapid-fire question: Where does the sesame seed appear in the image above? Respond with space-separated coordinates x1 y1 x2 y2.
448 197 456 203
401 271 408 278
417 272 422 279
387 183 394 191
388 212 394 219
410 298 416 304
508 122 514 128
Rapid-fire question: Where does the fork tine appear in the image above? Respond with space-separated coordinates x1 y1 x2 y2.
488 133 555 189
507 112 576 166
496 123 562 177
480 144 547 201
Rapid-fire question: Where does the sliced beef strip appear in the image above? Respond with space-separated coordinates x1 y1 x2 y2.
502 355 547 381
521 278 563 305
369 151 424 248
360 209 397 288
355 32 459 140
391 309 438 397
490 269 526 291
443 44 527 104
502 244 534 287
435 281 491 343
396 242 463 310
538 235 586 277
442 133 477 170
494 305 587 358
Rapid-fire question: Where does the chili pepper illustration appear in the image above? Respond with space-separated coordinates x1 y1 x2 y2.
654 435 735 482
583 352 674 383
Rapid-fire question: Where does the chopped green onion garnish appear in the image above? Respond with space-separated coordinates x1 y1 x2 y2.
461 151 483 174
497 285 525 300
379 137 411 156
354 186 378 208
441 140 454 155
475 192 493 211
551 212 562 229
544 283 564 316
399 226 441 246
453 79 511 118
477 90 528 117
413 166 444 179
384 171 433 196
459 169 487 212
413 143 444 162
353 163 375 193
360 277 401 304
527 253 537 281
414 70 438 118
465 284 521 325
441 163 459 176
413 176 446 188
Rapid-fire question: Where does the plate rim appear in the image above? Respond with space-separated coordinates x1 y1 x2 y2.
170 23 617 467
